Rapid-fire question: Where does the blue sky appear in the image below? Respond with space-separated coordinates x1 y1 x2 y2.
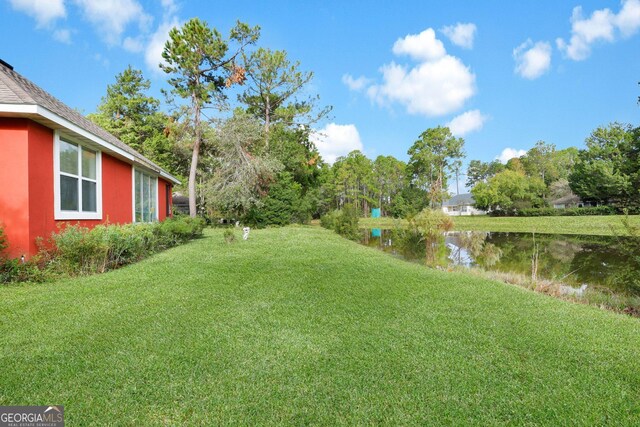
2 0 639 179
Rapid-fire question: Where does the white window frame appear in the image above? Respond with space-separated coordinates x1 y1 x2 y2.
132 166 159 223
53 131 103 220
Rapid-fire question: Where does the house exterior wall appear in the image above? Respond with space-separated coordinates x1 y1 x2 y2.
0 118 173 258
27 120 55 256
0 118 31 258
158 178 172 221
101 154 134 224
442 204 486 216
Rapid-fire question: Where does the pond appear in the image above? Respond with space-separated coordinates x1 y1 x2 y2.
360 228 640 296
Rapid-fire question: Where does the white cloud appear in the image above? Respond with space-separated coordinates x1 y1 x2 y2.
342 74 372 91
93 53 110 67
160 0 179 18
142 1 182 74
358 27 476 117
73 0 152 46
392 28 446 61
367 55 475 117
310 123 364 165
9 0 65 27
557 0 640 60
53 28 72 44
616 0 640 36
123 36 144 53
144 18 180 72
496 148 526 163
440 23 477 49
513 39 552 79
446 110 488 136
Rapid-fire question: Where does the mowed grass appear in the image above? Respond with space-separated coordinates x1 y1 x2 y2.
1 227 640 425
360 214 640 236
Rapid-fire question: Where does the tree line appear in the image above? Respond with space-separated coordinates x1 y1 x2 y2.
88 17 640 223
470 123 640 214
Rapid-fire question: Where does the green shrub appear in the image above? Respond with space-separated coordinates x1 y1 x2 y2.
320 210 340 230
0 225 7 255
0 257 48 283
155 216 205 247
1 217 205 282
515 206 616 217
320 205 360 240
244 172 312 227
50 216 205 276
0 225 49 283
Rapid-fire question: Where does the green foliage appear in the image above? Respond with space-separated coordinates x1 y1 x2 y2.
0 225 7 255
205 113 283 217
513 206 616 217
373 155 406 216
240 48 329 134
505 157 525 173
520 141 557 186
1 257 47 283
267 125 320 186
465 159 505 188
155 216 206 246
161 19 260 104
409 208 455 238
331 151 375 216
320 205 360 240
613 214 640 294
407 126 465 207
0 225 47 283
569 123 638 209
49 217 204 276
245 172 310 227
87 66 178 171
388 186 429 218
319 209 338 229
161 18 260 216
472 170 546 214
404 208 454 267
318 151 408 220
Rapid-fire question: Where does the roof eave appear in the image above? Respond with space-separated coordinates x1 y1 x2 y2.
0 103 180 185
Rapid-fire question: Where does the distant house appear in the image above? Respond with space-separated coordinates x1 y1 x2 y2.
0 59 180 258
442 193 486 216
550 194 589 209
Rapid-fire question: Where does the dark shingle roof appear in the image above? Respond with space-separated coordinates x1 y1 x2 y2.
0 61 175 179
443 193 475 206
551 193 581 205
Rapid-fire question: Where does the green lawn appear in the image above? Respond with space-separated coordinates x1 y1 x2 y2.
1 227 639 425
360 214 640 236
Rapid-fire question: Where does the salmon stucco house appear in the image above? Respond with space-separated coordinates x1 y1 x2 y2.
0 60 180 258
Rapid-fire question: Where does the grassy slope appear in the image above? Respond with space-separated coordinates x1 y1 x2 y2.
1 227 639 425
360 215 640 235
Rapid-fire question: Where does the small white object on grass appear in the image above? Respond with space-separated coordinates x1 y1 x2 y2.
560 284 588 297
242 227 250 240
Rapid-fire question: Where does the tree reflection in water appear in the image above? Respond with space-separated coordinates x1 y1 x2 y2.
360 228 640 296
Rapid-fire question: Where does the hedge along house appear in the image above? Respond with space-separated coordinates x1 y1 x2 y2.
0 60 180 258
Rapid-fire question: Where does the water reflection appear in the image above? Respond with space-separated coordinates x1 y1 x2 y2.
360 229 640 296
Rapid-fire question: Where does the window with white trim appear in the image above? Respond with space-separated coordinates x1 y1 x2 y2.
134 169 157 222
54 134 102 220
